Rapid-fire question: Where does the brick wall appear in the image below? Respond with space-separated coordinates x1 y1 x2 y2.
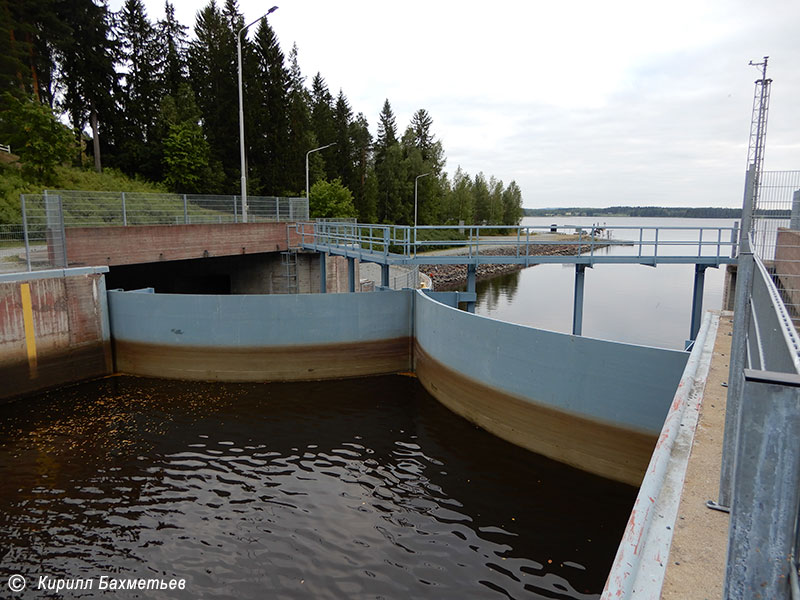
65 223 301 267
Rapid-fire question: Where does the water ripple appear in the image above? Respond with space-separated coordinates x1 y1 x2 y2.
0 375 635 599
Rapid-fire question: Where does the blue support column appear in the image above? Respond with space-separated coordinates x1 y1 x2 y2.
348 257 356 293
572 264 586 335
381 264 390 288
689 264 707 345
319 252 327 293
466 263 477 313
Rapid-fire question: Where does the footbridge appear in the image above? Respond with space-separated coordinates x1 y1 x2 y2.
297 221 739 345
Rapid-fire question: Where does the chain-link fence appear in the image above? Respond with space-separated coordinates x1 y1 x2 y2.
358 263 421 290
1 191 309 273
753 171 800 327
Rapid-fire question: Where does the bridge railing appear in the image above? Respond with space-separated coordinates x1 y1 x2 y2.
297 221 739 264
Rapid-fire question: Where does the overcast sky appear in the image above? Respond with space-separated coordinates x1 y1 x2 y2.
119 0 800 208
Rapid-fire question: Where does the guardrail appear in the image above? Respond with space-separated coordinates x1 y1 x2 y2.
714 234 800 599
296 221 740 265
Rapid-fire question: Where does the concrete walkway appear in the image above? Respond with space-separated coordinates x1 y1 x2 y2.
660 312 732 599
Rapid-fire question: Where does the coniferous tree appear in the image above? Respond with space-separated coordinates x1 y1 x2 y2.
55 0 119 171
502 180 523 225
117 0 162 178
0 0 65 105
188 0 238 191
374 99 404 223
350 112 375 222
473 172 491 224
309 72 335 178
448 166 474 225
285 43 314 195
250 17 289 195
158 1 187 97
331 89 353 187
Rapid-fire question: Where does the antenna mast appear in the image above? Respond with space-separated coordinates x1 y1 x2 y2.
746 56 772 225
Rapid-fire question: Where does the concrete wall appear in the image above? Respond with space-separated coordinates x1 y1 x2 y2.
107 287 690 484
65 222 301 267
413 291 689 486
108 289 413 382
0 268 112 400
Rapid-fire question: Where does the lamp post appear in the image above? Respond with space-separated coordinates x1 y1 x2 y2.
238 5 278 223
414 172 431 229
306 142 337 203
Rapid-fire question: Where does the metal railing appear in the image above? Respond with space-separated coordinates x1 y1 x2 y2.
358 263 420 290
4 191 309 273
22 190 308 228
296 221 739 265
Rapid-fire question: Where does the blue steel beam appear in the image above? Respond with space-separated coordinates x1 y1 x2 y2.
573 264 586 335
300 243 736 267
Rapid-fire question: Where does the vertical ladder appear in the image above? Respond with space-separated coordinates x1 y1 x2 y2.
281 250 298 294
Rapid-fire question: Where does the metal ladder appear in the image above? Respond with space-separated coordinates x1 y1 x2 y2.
280 250 298 294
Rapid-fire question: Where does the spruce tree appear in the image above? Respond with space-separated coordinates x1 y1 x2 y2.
309 72 335 177
331 89 353 188
249 17 289 195
55 0 119 171
188 0 239 191
117 0 162 178
285 43 314 195
158 1 187 97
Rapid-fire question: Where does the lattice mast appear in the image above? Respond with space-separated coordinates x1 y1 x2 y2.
746 56 772 223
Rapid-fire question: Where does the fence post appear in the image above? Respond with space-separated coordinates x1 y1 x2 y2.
791 189 800 230
713 246 755 510
724 369 800 599
57 194 67 268
276 197 281 222
21 194 31 272
234 196 238 223
183 194 188 224
121 191 127 226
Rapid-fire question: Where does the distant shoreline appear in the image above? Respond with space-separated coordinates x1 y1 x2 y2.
522 206 747 219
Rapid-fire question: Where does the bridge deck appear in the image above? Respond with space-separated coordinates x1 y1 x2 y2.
297 222 738 267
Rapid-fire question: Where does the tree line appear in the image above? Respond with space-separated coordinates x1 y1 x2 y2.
524 206 743 218
0 0 523 226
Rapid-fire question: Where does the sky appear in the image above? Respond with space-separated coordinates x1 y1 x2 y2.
116 0 800 208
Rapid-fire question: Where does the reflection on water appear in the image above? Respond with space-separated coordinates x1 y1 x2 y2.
477 271 521 310
0 375 635 599
471 217 736 349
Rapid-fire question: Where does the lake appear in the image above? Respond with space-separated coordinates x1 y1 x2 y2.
473 217 739 350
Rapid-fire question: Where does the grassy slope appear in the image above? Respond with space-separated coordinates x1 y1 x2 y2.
0 162 166 225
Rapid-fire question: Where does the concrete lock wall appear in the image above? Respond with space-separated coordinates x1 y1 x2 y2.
107 289 413 381
107 288 689 485
0 268 113 401
413 291 689 486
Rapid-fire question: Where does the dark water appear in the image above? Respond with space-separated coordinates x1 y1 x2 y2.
0 375 635 599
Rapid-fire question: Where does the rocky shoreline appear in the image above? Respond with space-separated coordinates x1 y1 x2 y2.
419 244 592 290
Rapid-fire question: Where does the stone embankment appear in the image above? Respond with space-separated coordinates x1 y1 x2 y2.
419 244 588 290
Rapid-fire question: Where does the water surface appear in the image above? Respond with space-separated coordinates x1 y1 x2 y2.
474 217 737 349
0 375 635 599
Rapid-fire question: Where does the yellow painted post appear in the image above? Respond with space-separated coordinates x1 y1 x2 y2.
20 283 38 375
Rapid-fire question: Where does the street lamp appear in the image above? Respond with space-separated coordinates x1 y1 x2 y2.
306 142 337 203
414 172 431 229
237 5 278 223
